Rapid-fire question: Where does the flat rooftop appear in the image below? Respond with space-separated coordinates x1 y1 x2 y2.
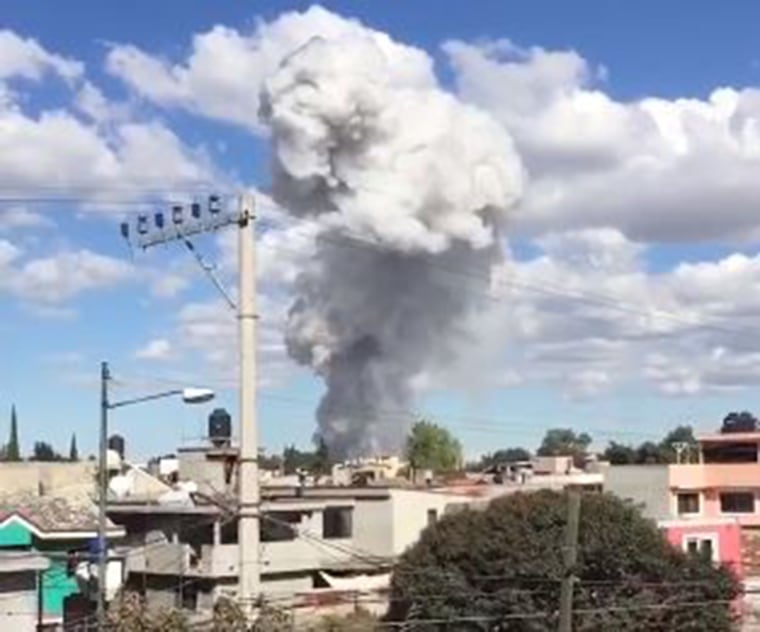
698 432 760 443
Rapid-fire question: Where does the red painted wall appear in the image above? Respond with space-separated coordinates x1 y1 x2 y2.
662 520 743 579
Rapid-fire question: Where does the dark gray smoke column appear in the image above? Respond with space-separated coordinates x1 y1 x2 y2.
261 34 524 459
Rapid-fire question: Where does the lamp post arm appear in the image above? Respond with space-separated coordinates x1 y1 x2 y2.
108 389 183 409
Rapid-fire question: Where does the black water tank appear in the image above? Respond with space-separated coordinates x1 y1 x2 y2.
208 408 231 447
108 434 125 459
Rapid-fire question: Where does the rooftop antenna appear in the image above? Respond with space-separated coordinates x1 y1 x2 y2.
672 442 689 464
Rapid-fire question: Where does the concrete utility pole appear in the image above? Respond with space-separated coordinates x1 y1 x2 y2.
237 192 260 605
119 192 261 610
558 487 581 632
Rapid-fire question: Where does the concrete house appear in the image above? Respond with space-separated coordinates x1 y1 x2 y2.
104 443 472 619
0 552 49 631
0 492 125 627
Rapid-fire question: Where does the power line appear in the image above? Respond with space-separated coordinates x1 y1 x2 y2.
262 207 760 343
116 370 676 445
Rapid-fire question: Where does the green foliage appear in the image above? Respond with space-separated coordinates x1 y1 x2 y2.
659 425 698 462
306 608 378 631
387 490 739 631
603 425 698 465
213 596 249 631
313 438 331 478
537 428 591 467
635 441 661 464
477 447 532 470
107 591 189 631
250 602 292 631
603 441 637 465
69 433 79 462
721 410 757 433
6 405 20 462
282 439 334 476
30 441 62 462
258 450 283 471
405 420 462 474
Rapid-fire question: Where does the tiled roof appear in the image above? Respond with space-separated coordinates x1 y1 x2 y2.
0 492 119 534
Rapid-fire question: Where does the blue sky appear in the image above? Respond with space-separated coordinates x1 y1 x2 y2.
4 1 760 460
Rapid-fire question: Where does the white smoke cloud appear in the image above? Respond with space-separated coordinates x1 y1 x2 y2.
261 33 523 458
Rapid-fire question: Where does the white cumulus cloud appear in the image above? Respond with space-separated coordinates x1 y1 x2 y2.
444 39 760 243
135 338 172 361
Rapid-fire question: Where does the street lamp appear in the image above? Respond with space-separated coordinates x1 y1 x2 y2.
96 362 214 630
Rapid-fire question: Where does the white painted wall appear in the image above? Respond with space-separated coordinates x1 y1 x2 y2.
353 497 394 558
0 573 38 632
0 591 36 631
390 489 471 556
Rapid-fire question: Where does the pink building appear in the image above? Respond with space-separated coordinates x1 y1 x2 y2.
668 430 760 618
659 518 742 579
670 431 760 576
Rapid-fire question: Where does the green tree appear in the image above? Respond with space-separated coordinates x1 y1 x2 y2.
386 490 739 630
31 441 61 462
6 405 20 462
634 440 662 464
282 444 314 474
69 433 79 462
478 447 531 470
659 425 698 463
537 428 592 467
602 441 636 465
721 410 757 433
280 439 335 477
312 437 332 479
307 609 378 631
405 420 462 475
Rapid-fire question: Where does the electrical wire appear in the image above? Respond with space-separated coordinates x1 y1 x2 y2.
261 207 760 343
114 369 673 445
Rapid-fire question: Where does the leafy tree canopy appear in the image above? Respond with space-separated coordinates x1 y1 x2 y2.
405 420 462 474
721 410 758 434
603 425 700 465
30 441 62 462
478 447 532 470
282 438 335 476
537 428 591 468
387 490 739 631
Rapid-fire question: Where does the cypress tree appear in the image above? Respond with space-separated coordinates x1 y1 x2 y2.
7 405 20 462
69 433 79 462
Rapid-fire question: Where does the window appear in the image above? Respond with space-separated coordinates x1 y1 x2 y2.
178 584 198 611
323 506 353 539
683 535 717 562
720 492 755 513
260 511 301 542
427 508 438 527
677 492 700 515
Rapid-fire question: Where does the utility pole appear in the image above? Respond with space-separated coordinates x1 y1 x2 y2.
237 192 260 607
97 361 109 631
119 193 261 611
558 486 581 632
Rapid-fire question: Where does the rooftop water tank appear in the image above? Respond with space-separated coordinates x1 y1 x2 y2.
108 434 125 459
208 408 231 448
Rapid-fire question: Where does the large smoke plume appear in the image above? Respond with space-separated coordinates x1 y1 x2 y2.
261 32 523 459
